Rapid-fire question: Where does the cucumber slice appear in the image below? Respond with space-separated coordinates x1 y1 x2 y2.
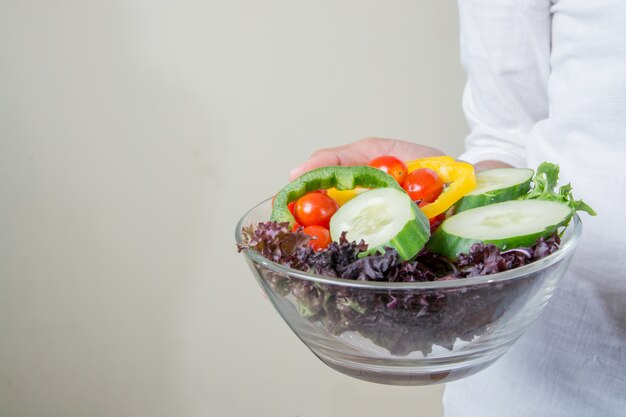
455 168 534 213
427 199 572 258
329 188 430 260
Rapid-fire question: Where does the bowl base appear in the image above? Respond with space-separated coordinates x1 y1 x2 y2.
317 355 500 386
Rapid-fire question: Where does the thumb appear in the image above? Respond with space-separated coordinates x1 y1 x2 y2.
289 152 341 181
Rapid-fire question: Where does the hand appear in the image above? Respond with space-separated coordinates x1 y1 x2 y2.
473 160 514 172
289 137 446 181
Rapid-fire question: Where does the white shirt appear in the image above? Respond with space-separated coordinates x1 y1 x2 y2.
446 0 626 416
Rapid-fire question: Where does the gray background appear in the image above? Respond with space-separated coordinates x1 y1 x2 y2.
0 1 467 416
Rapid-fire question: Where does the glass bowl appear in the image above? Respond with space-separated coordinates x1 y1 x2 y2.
236 198 582 385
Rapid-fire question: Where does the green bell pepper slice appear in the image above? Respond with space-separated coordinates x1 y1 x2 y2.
270 165 403 226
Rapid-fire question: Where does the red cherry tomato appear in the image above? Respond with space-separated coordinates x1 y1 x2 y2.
294 192 339 228
403 168 444 203
429 213 446 233
273 193 325 208
369 155 408 185
302 225 332 251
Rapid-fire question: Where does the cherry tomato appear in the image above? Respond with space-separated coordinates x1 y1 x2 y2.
273 191 324 204
369 155 408 185
429 213 446 233
294 192 339 228
273 192 325 207
403 168 444 203
302 225 332 251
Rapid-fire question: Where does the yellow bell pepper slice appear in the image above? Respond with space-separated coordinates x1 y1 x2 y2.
327 187 368 206
405 156 476 218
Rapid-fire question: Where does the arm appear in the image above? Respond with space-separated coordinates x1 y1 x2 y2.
457 0 552 168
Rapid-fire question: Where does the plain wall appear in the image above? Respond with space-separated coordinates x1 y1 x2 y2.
0 1 468 416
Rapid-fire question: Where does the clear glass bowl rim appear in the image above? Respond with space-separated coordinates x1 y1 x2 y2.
236 197 582 290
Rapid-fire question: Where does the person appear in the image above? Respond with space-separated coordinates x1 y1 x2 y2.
289 0 626 415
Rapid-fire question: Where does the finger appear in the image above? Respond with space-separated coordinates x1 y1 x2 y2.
288 138 446 181
389 141 445 161
289 145 371 180
289 150 339 180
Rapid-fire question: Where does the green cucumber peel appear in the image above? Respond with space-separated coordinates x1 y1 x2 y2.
427 219 567 259
330 187 430 261
523 162 597 216
356 203 430 260
270 166 403 226
455 168 534 213
427 199 573 259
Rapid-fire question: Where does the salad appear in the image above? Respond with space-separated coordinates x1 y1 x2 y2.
237 156 595 355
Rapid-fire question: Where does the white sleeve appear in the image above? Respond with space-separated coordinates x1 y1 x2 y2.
457 0 552 168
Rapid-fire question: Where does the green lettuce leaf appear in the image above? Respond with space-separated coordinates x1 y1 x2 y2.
523 162 597 216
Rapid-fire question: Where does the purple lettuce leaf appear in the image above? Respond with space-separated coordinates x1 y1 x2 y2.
237 221 312 271
238 222 562 356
